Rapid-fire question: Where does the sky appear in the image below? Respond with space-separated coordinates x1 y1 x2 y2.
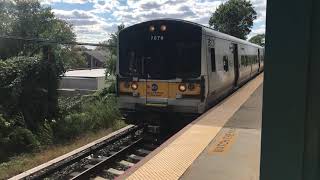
40 0 266 44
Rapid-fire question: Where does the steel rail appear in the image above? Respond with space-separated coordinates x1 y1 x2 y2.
70 138 143 180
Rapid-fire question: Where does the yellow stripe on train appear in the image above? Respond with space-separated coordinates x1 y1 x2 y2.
119 81 201 99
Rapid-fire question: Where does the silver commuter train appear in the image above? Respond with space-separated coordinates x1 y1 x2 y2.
116 19 264 117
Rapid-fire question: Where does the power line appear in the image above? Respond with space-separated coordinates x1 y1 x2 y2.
0 35 115 47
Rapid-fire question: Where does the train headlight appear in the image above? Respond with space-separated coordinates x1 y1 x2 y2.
149 25 155 32
160 25 166 32
131 82 138 90
178 84 186 92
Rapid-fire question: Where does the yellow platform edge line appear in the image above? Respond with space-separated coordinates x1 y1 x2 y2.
126 74 264 180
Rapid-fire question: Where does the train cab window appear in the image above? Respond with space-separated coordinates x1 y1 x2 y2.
210 48 216 72
128 51 137 73
223 56 229 72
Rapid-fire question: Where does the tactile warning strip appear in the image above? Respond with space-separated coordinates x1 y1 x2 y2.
127 74 263 180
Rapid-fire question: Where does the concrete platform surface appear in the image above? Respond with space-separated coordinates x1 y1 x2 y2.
180 85 262 180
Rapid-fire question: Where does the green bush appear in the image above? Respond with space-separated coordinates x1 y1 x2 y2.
0 115 12 161
57 95 83 117
53 95 121 142
0 56 63 132
99 81 116 97
83 96 120 129
53 113 91 141
36 122 54 146
8 128 40 153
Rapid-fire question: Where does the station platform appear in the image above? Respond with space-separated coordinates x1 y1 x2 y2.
120 74 263 180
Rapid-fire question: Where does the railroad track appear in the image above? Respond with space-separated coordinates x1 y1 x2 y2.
68 137 156 180
11 124 163 180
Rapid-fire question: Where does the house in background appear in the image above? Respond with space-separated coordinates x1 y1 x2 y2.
58 50 113 96
83 50 109 69
59 68 109 96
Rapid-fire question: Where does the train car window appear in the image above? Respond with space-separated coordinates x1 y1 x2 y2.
223 56 229 72
245 56 248 66
176 42 201 78
241 56 245 66
210 48 216 72
128 51 137 73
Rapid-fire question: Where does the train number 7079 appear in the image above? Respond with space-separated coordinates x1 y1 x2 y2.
151 35 164 41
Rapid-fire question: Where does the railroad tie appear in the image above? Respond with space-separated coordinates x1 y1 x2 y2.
128 154 143 162
84 164 94 169
143 144 158 150
69 172 81 177
136 149 151 156
119 160 135 168
94 176 109 180
106 168 124 176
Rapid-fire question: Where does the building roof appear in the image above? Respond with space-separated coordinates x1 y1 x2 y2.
64 68 106 78
84 50 109 63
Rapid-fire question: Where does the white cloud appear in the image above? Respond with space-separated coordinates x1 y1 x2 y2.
52 9 117 43
248 24 266 39
49 0 267 42
40 0 88 4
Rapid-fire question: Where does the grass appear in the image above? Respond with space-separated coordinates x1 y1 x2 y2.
0 120 126 180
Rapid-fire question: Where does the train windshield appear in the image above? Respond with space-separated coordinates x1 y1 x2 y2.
119 21 202 79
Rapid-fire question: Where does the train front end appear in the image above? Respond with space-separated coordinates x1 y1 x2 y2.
117 20 205 116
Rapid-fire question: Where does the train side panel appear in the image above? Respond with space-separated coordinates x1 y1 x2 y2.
204 31 236 106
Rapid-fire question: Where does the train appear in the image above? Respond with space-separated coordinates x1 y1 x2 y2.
116 19 264 121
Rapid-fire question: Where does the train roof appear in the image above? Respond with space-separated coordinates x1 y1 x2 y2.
122 18 263 49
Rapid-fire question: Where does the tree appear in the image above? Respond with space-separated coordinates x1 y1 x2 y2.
0 0 80 132
97 24 125 77
58 47 87 70
209 0 257 40
249 33 265 46
0 0 77 60
108 24 125 54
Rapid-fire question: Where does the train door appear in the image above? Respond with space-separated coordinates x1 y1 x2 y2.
233 44 239 87
143 50 169 106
